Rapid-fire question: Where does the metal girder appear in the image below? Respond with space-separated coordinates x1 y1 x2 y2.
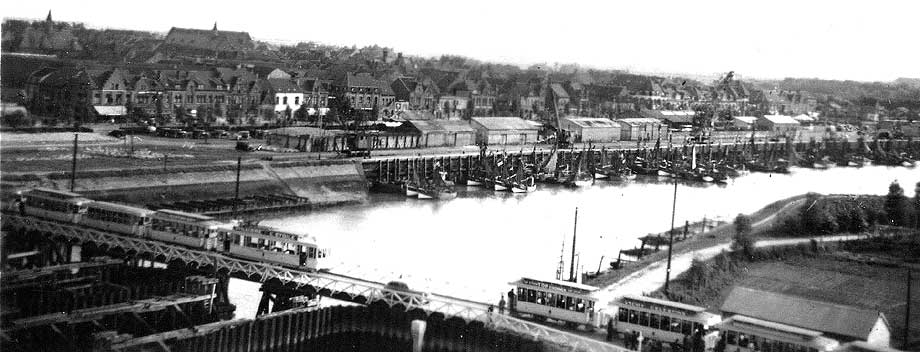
3 215 627 352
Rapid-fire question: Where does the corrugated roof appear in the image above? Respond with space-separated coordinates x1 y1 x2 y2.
616 118 662 126
733 116 758 124
471 117 541 131
718 315 823 338
761 115 800 125
563 117 621 129
436 120 475 133
407 120 445 133
720 287 886 341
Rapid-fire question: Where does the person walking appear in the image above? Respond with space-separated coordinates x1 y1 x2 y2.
507 289 516 314
606 319 614 342
498 295 506 314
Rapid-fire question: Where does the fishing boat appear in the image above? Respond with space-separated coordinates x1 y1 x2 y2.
416 166 458 200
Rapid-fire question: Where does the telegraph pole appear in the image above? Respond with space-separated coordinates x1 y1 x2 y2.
664 180 678 295
233 156 242 217
70 133 78 192
569 207 579 282
905 268 912 349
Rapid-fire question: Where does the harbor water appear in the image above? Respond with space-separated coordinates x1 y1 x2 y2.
229 165 918 317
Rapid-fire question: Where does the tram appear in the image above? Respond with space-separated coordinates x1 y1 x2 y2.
148 209 234 250
510 277 605 328
612 295 721 343
218 225 332 271
18 188 91 223
81 201 155 237
715 315 839 352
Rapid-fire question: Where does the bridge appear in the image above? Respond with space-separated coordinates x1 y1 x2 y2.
2 214 626 352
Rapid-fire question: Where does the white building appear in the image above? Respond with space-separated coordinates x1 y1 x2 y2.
267 79 304 115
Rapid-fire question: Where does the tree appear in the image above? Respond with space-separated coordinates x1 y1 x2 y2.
731 214 755 257
884 181 908 227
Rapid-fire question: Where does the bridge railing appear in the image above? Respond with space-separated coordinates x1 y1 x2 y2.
3 214 626 352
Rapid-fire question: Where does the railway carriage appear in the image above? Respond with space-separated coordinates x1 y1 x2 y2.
19 188 91 223
81 201 155 237
148 209 233 250
612 295 721 344
218 226 331 270
510 277 604 328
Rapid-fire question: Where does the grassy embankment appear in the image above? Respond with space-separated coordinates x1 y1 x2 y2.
585 193 811 288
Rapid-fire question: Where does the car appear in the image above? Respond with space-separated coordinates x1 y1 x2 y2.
382 280 430 305
108 129 127 138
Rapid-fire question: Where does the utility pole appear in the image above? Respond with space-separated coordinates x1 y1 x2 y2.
664 180 678 295
569 207 579 282
233 156 242 217
70 133 78 192
905 268 912 349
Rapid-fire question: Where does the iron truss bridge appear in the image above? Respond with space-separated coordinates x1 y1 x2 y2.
3 214 626 352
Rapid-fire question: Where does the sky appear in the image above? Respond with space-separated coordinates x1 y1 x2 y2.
4 0 919 82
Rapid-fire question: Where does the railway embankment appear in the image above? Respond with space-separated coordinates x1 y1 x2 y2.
0 159 368 207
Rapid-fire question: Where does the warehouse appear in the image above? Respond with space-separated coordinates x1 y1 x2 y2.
470 117 540 145
559 116 621 143
406 119 475 147
616 117 663 142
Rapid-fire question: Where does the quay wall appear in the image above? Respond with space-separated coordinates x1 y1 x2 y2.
0 160 368 206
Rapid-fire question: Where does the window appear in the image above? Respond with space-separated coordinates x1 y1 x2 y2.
660 316 670 331
650 313 660 330
295 97 300 105
628 310 639 324
738 334 749 348
639 311 649 326
726 331 737 345
618 308 629 322
670 318 682 333
283 96 288 105
762 338 774 352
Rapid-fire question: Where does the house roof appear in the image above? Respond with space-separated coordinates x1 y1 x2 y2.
471 117 541 131
266 79 300 93
436 120 475 133
562 117 621 129
733 116 758 124
406 119 445 133
761 115 800 125
835 341 903 352
345 73 381 88
720 287 887 341
616 118 662 126
550 83 570 98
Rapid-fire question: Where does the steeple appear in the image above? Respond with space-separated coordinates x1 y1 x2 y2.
212 22 218 31
46 10 52 22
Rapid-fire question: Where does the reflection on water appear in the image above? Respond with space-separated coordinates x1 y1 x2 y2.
241 166 917 312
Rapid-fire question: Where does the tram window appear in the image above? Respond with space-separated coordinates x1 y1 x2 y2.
527 289 536 303
628 310 639 324
727 331 737 345
574 299 584 312
671 318 683 333
795 345 807 352
556 294 566 309
637 311 648 326
618 308 628 322
537 292 546 305
682 320 692 335
753 336 764 351
561 296 571 309
660 316 670 331
650 313 660 330
738 334 749 347
693 322 703 334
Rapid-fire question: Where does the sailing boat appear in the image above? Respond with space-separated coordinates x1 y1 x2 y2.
417 163 458 200
510 156 537 193
537 143 560 183
567 150 593 187
493 153 509 191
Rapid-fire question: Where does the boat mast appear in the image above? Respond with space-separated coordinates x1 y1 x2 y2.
569 207 579 282
555 238 565 281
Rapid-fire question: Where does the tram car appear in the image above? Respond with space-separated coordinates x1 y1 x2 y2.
81 201 156 237
218 225 332 271
148 209 235 250
510 277 605 328
18 188 91 223
611 295 721 343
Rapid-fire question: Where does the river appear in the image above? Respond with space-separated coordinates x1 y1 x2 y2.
228 165 918 317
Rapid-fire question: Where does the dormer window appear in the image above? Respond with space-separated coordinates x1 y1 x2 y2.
198 85 204 89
